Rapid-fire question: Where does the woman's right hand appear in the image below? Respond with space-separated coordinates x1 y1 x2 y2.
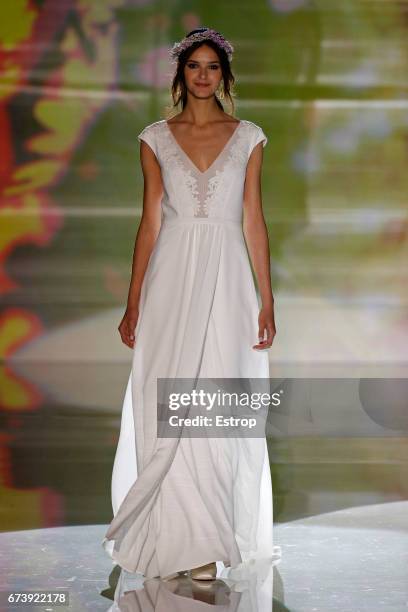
118 306 139 349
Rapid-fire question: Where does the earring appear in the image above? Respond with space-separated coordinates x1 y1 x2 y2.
217 84 225 100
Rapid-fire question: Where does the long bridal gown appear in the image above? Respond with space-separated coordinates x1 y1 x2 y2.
102 118 282 580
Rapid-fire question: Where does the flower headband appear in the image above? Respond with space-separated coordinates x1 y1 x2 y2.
170 28 234 63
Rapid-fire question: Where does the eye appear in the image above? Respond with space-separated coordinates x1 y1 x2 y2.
186 62 220 70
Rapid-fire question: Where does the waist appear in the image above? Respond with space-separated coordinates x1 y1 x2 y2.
161 216 242 229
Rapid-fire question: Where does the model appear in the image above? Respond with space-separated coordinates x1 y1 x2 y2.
102 27 279 582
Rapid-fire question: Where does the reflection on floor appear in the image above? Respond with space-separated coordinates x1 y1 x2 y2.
0 501 406 611
106 554 282 612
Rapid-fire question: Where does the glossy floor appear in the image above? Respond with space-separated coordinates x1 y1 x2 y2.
0 501 407 611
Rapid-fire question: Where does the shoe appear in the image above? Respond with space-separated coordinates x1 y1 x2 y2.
188 561 217 581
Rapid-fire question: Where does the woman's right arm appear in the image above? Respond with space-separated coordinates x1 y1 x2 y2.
118 140 163 348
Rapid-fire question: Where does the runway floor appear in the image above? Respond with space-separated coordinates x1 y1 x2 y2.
0 500 407 611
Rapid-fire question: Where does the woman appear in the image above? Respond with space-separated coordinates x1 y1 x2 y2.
102 27 280 582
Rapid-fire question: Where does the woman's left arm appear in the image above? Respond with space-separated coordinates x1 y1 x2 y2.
242 142 276 350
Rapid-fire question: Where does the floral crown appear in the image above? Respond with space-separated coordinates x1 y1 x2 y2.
170 28 234 64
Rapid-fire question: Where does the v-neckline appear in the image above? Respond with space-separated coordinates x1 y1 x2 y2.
165 119 242 176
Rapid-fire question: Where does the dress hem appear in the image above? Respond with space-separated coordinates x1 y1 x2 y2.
102 535 239 579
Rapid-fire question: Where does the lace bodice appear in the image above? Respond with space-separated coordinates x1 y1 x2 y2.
137 119 267 222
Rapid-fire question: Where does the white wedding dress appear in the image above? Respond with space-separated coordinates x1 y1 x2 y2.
102 118 281 579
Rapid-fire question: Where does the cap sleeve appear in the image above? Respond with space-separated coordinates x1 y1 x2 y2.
248 124 268 158
138 125 157 157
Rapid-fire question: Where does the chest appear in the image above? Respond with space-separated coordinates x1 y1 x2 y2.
156 123 250 217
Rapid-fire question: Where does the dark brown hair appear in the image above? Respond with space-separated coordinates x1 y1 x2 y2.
166 28 236 117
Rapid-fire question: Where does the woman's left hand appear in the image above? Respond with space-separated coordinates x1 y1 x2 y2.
252 304 276 350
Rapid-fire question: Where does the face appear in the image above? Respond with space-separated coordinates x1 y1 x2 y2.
183 44 223 100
